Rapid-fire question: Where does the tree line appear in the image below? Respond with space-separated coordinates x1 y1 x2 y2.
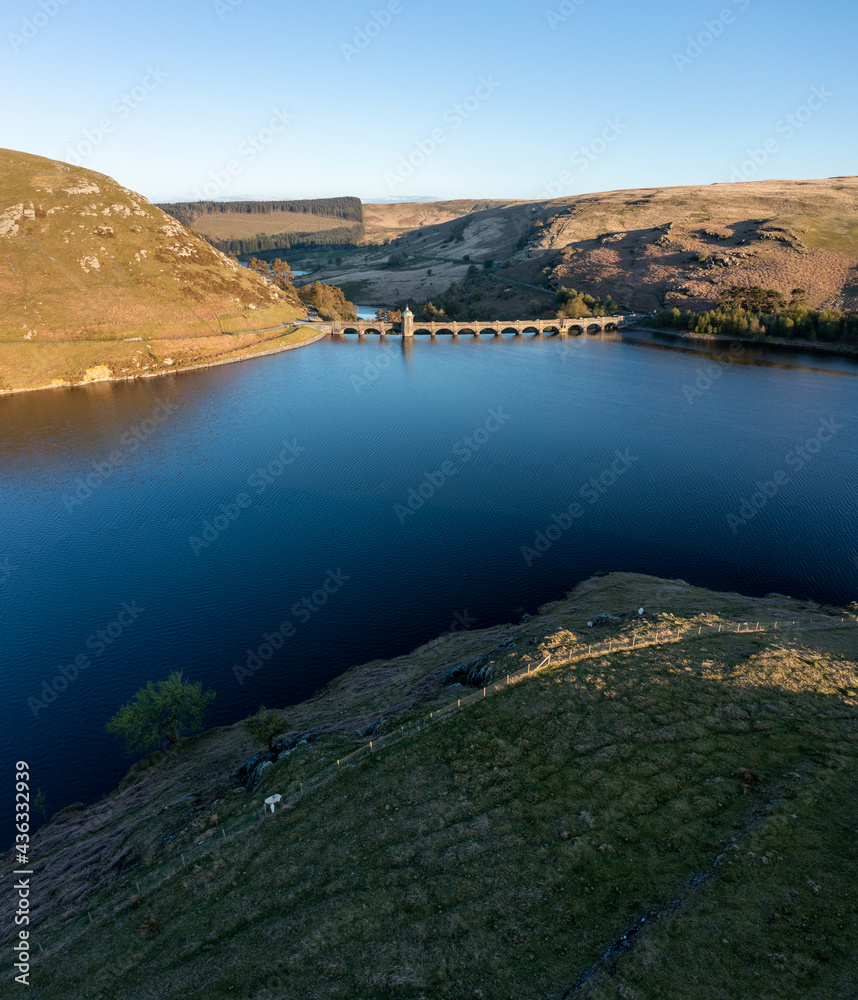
652 286 858 344
401 268 621 323
210 226 365 257
158 197 364 228
246 258 357 321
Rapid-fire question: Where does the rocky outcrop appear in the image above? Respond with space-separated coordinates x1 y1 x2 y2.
236 733 319 788
444 658 494 688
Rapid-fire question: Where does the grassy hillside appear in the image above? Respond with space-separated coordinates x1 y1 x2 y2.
309 178 858 316
0 148 307 392
5 573 856 999
363 199 524 244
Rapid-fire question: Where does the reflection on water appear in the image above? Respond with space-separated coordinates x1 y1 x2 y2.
1 333 856 837
621 328 858 377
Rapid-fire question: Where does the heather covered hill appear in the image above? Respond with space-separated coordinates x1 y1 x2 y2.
306 178 858 315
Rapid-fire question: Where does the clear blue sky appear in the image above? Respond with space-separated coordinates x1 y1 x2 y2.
3 0 855 203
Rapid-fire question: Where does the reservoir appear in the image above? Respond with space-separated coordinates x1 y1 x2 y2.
1 332 856 839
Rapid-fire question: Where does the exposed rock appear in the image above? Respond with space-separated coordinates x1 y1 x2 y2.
270 731 318 757
0 203 24 238
444 659 494 688
363 717 384 737
236 750 276 789
254 760 273 785
588 614 622 628
61 180 100 196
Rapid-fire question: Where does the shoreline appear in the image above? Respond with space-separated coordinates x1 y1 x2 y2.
633 324 858 360
4 321 856 399
0 326 329 398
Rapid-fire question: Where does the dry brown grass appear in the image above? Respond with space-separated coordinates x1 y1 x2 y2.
0 147 306 390
362 199 523 242
0 321 317 393
193 210 352 240
314 178 858 314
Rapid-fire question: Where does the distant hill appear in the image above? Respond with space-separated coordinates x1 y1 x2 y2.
307 179 858 315
0 149 309 393
158 197 365 256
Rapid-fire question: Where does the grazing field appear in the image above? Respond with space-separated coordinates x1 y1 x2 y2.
193 210 355 241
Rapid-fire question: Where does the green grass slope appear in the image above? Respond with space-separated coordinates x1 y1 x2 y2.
3 573 856 998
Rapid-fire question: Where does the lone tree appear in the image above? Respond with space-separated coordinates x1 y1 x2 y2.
106 671 216 755
243 706 284 751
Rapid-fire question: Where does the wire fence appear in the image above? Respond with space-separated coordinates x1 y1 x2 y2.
20 613 857 962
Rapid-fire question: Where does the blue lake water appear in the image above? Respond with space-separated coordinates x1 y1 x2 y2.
1 332 857 842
